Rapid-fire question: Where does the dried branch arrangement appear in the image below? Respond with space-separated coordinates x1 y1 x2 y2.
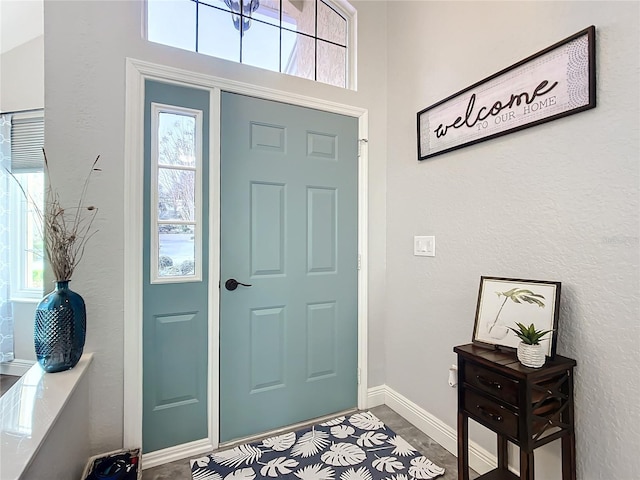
6 149 101 282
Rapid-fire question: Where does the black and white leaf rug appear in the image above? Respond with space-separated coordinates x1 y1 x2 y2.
190 411 445 480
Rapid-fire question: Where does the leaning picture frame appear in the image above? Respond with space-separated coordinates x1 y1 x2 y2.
472 276 561 358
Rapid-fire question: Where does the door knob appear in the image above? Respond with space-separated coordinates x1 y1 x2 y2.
225 278 252 291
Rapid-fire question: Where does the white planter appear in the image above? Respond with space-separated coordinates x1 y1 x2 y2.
517 342 546 368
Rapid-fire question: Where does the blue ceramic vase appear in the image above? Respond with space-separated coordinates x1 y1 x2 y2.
34 281 86 373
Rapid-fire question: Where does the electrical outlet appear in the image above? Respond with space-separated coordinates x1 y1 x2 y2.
448 364 458 387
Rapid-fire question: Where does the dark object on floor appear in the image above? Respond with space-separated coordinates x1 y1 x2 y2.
83 449 141 480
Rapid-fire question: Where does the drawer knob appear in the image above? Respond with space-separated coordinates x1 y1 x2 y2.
477 405 503 422
476 375 503 390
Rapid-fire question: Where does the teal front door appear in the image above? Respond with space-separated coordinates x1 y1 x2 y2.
219 92 359 442
143 80 210 453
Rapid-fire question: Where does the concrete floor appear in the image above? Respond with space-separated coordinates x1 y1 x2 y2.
143 405 478 480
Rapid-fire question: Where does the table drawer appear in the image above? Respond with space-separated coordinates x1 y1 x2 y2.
463 389 519 438
466 361 519 406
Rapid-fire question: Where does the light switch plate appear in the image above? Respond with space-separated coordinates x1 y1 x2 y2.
414 236 435 257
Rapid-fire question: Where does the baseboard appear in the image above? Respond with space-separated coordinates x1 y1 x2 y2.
366 384 386 408
142 438 214 470
1 359 35 376
368 384 495 475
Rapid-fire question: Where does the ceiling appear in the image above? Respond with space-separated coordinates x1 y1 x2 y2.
0 0 44 54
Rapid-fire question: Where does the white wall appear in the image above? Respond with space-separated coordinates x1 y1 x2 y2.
1 0 44 364
385 1 639 478
0 35 44 112
43 0 388 455
11 302 37 362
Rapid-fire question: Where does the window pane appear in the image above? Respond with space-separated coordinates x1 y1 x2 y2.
317 0 346 46
198 3 241 62
158 168 196 222
242 21 280 72
215 0 232 13
317 39 345 87
158 113 196 167
20 172 44 290
253 0 280 27
282 30 314 80
148 0 196 52
282 0 315 36
207 1 279 36
158 224 196 277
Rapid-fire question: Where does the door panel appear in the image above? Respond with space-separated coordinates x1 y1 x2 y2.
250 182 285 276
143 80 210 453
307 187 337 272
219 92 358 442
249 306 286 392
307 302 337 379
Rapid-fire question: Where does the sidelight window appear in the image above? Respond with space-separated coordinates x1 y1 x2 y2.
150 104 203 283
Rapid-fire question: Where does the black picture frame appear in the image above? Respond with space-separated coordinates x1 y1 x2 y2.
472 276 561 358
417 26 596 160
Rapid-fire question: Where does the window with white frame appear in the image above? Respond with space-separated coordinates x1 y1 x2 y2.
10 172 44 298
6 112 44 300
146 0 353 89
151 104 203 283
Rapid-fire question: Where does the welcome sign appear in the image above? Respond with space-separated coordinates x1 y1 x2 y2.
417 26 596 160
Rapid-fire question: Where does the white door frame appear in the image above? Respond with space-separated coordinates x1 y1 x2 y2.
123 58 369 468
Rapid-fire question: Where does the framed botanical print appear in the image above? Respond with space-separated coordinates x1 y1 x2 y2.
472 276 561 357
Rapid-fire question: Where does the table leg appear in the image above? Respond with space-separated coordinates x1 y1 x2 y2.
497 435 508 471
520 450 534 480
562 434 576 480
457 412 469 480
562 369 577 480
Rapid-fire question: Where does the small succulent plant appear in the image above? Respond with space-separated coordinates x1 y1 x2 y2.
508 322 553 345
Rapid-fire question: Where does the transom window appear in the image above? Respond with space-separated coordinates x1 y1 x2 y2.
146 0 352 88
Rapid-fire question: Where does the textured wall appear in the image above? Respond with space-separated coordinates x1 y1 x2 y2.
43 0 387 454
385 1 639 478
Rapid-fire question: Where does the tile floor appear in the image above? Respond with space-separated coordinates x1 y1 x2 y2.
142 405 478 479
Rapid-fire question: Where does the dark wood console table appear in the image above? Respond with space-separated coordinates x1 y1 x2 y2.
454 343 576 480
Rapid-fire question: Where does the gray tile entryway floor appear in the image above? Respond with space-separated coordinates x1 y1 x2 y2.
142 405 478 479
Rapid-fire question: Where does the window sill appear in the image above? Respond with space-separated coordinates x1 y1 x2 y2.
9 296 42 305
0 353 93 480
0 359 35 376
